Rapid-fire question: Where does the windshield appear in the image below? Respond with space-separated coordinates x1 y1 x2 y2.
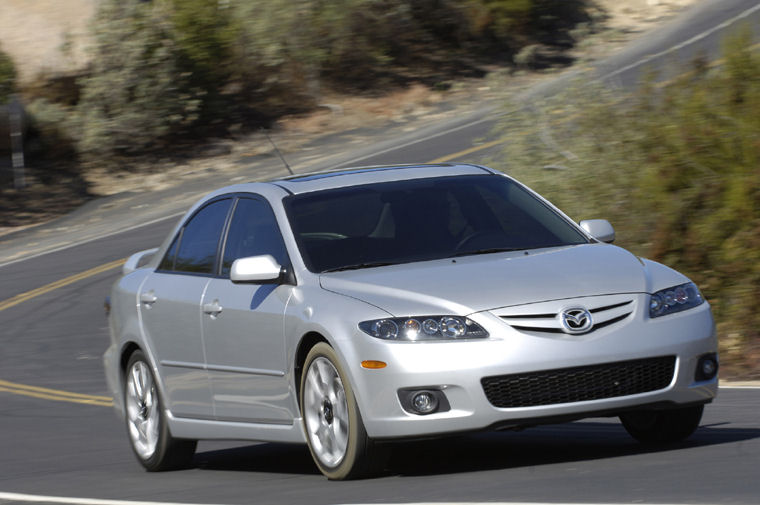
284 174 588 273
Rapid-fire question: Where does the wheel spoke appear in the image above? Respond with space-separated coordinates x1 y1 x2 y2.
315 359 333 390
317 423 330 449
138 363 152 403
333 420 348 453
306 367 325 399
144 411 158 447
144 383 154 409
130 365 143 399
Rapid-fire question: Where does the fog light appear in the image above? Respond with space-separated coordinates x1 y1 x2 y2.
398 388 450 415
702 360 716 376
695 353 719 381
412 391 438 414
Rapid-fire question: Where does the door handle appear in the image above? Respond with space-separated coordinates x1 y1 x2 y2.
203 300 223 317
140 291 157 307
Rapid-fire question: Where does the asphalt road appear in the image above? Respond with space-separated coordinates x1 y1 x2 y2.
0 388 758 505
1 1 759 504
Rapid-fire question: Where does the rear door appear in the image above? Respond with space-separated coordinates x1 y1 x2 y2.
139 198 232 419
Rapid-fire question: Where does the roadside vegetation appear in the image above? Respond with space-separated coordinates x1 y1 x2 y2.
0 46 15 104
23 0 589 166
492 26 760 378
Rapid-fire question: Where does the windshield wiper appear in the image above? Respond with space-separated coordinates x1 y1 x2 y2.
450 247 523 258
321 261 398 273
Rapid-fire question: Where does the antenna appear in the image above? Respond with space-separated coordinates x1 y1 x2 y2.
263 129 294 176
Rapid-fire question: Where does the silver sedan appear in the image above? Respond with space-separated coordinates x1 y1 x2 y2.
104 163 718 479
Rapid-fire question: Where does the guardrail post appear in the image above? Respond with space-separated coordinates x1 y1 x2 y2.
9 94 25 189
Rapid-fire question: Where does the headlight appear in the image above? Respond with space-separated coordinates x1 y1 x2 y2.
649 282 704 318
359 316 488 341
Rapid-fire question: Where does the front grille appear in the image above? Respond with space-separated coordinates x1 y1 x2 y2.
498 300 634 335
481 356 676 408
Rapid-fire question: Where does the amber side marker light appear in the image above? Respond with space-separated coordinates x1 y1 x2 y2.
361 360 387 369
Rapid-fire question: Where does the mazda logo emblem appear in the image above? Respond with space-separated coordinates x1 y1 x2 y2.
560 308 593 334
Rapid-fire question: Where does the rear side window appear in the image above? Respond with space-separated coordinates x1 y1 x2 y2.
159 199 232 274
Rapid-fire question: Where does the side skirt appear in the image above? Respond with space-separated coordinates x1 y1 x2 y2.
166 412 306 444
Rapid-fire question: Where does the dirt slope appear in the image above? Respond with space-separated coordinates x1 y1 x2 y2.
0 0 95 83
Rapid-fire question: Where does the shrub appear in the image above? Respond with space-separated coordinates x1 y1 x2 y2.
492 25 760 377
0 47 16 104
75 0 201 160
25 99 78 159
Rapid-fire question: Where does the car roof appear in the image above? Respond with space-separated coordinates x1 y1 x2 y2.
265 163 498 195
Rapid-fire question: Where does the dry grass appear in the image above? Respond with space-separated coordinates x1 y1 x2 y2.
598 0 699 31
0 0 94 83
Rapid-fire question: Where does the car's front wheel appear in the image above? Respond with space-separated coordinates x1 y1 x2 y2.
124 350 196 471
620 404 704 444
300 343 385 479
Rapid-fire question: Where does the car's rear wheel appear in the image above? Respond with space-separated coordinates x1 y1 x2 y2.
300 343 385 479
620 404 704 445
124 350 196 471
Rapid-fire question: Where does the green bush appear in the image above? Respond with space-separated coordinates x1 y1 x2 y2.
75 0 201 159
25 99 78 159
0 47 16 104
492 26 760 377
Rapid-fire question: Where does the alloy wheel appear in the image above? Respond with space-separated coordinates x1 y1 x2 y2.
303 356 350 468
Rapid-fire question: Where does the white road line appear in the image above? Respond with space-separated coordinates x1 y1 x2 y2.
599 2 760 82
0 497 716 505
334 110 503 168
0 492 227 505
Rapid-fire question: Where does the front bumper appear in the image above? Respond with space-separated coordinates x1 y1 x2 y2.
344 298 717 439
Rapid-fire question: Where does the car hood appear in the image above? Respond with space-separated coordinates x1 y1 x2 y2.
319 244 687 316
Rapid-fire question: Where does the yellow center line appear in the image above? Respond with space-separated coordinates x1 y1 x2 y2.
0 258 126 312
0 380 113 406
0 379 113 401
0 259 125 405
428 139 504 163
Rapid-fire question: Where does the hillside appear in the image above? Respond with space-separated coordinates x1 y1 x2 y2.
1 0 697 84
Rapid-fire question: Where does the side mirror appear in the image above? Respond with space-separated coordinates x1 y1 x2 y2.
230 255 284 283
579 219 615 243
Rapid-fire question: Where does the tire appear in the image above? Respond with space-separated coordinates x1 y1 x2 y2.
620 405 704 445
300 342 386 480
124 350 196 471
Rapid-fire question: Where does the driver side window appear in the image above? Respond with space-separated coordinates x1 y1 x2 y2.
221 197 289 277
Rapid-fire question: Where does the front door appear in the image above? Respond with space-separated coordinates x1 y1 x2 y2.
201 196 294 423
